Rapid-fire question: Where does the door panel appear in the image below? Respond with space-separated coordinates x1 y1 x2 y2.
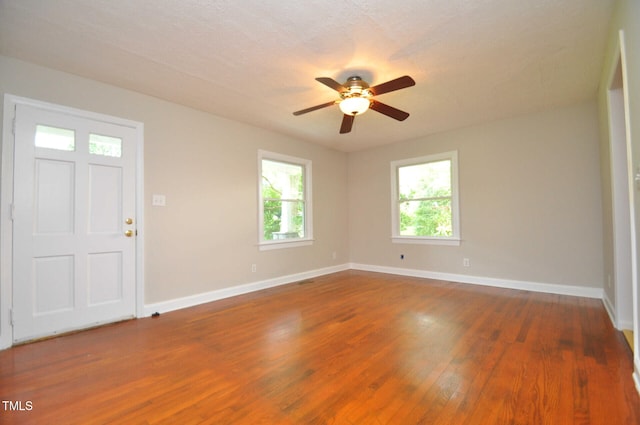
89 164 122 233
35 159 75 234
34 255 74 314
88 252 122 305
13 104 137 342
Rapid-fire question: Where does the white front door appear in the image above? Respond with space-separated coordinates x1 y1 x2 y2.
12 104 138 342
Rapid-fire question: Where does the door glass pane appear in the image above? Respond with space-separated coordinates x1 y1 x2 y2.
35 125 75 151
90 134 122 158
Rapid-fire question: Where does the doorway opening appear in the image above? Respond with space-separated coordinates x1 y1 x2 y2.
606 31 636 357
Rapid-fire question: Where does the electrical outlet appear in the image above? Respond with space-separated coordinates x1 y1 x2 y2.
332 251 337 260
251 264 257 273
463 258 470 267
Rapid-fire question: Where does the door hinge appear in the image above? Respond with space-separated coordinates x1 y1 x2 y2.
12 117 16 135
9 309 14 326
9 203 15 221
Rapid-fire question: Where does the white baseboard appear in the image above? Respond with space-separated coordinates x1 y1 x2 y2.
145 262 605 319
602 293 617 327
349 263 604 299
619 319 635 330
143 264 350 316
603 294 635 330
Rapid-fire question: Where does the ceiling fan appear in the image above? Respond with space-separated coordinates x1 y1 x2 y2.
293 75 416 134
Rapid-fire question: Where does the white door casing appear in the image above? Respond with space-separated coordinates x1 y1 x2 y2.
1 96 144 346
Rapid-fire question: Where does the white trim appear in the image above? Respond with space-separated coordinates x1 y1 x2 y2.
602 290 621 329
390 150 460 244
349 263 604 299
392 236 461 246
257 149 313 249
618 29 640 397
258 239 314 251
605 28 636 331
144 264 349 315
135 120 145 319
610 29 640 393
0 96 16 349
603 293 616 327
604 292 634 330
0 94 144 349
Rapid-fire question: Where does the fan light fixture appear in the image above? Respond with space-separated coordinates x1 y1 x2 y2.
293 75 415 134
339 96 370 116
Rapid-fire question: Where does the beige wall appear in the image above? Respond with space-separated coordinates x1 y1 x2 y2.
0 55 349 304
348 101 604 289
0 53 607 306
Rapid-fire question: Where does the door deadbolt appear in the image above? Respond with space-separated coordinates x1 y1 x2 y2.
125 218 133 225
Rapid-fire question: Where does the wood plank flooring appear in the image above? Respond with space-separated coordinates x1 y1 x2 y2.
1 270 639 424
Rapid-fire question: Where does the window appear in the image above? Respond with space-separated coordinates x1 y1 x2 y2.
391 151 460 245
35 126 123 158
89 133 122 157
35 125 75 151
258 150 313 250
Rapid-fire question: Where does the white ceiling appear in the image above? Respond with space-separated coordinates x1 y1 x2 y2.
0 0 615 152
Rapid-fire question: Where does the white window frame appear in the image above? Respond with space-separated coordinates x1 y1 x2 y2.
390 151 460 246
258 150 313 250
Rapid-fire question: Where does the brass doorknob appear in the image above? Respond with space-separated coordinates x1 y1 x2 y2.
124 230 134 237
125 218 133 225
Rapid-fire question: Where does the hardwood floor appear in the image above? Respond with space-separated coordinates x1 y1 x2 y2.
1 270 639 424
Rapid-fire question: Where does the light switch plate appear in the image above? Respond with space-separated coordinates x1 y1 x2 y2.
152 194 166 207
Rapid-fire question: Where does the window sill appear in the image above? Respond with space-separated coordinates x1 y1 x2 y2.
258 239 314 251
392 236 461 246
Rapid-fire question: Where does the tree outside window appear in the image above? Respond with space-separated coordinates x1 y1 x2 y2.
258 151 313 250
261 160 305 240
391 152 460 245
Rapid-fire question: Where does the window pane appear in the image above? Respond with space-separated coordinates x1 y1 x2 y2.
400 199 452 237
35 125 75 151
398 160 451 200
392 151 459 243
262 160 303 200
258 151 312 248
263 200 305 240
89 134 122 158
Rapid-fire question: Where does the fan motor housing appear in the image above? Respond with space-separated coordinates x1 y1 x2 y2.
341 76 371 99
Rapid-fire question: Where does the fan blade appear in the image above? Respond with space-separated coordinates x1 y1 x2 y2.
339 114 355 134
369 75 415 96
316 77 347 93
370 100 410 121
293 100 337 116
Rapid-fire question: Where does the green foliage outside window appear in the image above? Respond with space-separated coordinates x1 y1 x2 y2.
262 183 282 240
261 160 305 240
398 160 453 237
400 198 452 237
